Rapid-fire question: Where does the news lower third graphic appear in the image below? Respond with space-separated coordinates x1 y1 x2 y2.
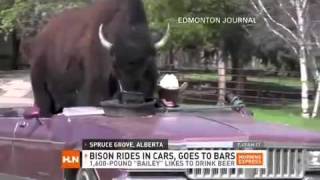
62 139 267 169
82 150 266 169
61 150 81 169
82 139 168 150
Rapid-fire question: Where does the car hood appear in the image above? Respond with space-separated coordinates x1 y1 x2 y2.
50 109 320 147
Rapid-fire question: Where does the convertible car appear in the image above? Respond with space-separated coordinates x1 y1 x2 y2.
0 94 320 180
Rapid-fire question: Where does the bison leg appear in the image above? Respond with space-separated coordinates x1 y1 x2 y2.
76 79 100 106
76 76 114 106
31 66 55 117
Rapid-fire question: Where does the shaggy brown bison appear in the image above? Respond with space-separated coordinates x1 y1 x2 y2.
20 0 170 116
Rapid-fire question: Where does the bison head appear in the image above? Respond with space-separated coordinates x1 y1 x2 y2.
99 24 170 102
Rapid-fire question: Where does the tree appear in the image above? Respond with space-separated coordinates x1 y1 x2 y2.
0 0 91 69
307 15 320 117
144 0 251 104
251 0 317 118
0 0 90 38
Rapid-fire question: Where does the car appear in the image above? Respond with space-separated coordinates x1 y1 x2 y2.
0 94 320 180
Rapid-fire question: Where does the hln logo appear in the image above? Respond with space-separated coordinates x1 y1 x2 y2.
61 150 81 169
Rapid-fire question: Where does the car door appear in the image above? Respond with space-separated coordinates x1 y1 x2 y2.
0 108 25 180
12 116 65 180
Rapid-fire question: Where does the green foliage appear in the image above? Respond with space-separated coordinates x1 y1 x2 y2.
0 0 32 35
0 0 250 45
0 0 89 38
252 106 320 132
144 0 249 49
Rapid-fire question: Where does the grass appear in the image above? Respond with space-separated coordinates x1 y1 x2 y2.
182 73 311 90
248 76 303 88
250 106 320 132
182 73 320 132
181 73 219 81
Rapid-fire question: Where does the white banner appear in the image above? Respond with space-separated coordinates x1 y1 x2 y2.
82 150 267 169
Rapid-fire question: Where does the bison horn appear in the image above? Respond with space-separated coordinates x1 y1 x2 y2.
99 24 113 50
154 23 170 49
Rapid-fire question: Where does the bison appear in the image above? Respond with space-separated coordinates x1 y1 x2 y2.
20 0 170 116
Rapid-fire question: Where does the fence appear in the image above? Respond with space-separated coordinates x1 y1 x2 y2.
160 68 310 108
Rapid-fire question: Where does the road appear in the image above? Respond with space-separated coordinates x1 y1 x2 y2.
0 70 33 108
